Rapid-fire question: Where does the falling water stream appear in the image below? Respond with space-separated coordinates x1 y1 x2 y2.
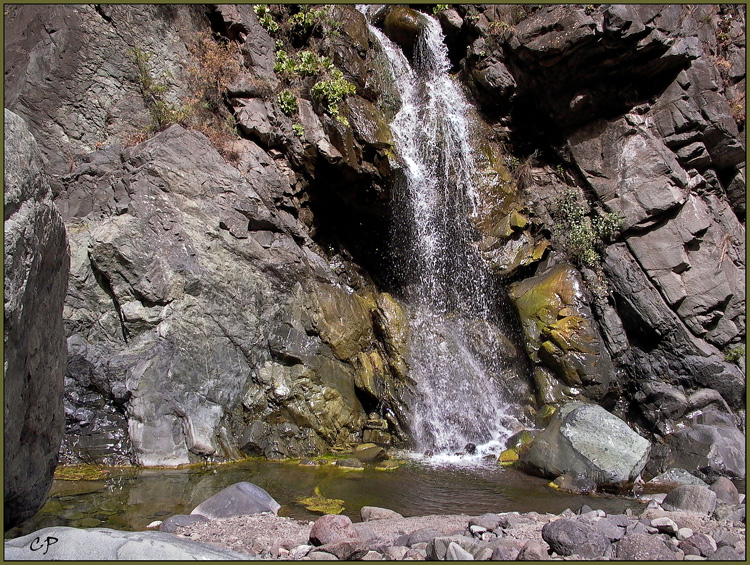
360 7 525 460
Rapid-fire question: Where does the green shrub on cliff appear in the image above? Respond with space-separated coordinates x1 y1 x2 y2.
129 47 188 131
724 344 745 363
278 90 298 116
553 189 622 269
254 4 279 34
311 69 357 126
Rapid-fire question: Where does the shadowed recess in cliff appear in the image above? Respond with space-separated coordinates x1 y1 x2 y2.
360 6 528 458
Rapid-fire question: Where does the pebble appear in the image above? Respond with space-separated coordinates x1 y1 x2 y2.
166 494 745 562
650 517 678 534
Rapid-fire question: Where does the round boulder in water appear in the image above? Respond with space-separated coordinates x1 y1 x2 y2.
519 402 651 489
383 6 424 59
190 481 280 519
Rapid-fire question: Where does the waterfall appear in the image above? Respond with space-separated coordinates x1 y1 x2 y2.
361 7 524 459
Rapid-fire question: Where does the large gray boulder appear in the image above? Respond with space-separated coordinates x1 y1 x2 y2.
520 402 651 489
190 482 280 520
4 109 70 530
541 519 612 559
662 485 717 515
661 414 745 482
3 526 249 560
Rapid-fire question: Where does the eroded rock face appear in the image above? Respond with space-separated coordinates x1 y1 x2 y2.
4 4 412 467
4 110 70 529
462 3 744 449
509 264 614 402
3 3 744 481
55 124 412 466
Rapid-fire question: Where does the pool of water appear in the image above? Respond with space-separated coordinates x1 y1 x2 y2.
5 456 647 539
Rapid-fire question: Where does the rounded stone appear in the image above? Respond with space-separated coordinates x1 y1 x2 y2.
541 518 611 559
309 514 359 546
191 482 280 519
662 485 717 515
383 7 424 58
709 476 740 505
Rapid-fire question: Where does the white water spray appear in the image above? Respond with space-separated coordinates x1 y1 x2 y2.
361 7 524 460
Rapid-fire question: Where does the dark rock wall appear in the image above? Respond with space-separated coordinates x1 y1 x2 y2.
3 4 744 478
4 110 70 529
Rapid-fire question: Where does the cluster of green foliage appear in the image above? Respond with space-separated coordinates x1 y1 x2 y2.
277 89 298 116
265 5 357 129
311 68 357 126
553 189 623 269
275 49 333 76
130 47 188 131
432 5 449 15
724 344 745 363
254 4 279 34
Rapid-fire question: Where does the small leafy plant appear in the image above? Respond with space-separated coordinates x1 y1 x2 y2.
311 69 357 126
433 5 449 15
553 189 623 269
724 344 745 363
274 50 332 76
292 123 305 138
278 90 298 116
254 4 279 35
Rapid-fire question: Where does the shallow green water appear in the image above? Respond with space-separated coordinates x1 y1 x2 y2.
6 457 646 539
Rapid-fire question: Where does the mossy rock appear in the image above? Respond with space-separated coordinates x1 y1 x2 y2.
383 7 424 58
299 487 345 514
506 430 537 453
336 457 365 469
535 404 558 427
53 464 111 481
498 448 519 466
374 460 401 471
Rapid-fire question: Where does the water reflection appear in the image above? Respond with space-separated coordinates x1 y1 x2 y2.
5 458 645 539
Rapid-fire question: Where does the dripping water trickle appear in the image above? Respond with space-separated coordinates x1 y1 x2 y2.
360 7 526 462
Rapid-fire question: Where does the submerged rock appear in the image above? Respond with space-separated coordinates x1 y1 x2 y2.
520 402 651 489
191 481 280 520
646 468 709 488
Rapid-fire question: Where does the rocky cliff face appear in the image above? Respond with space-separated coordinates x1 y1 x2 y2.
3 3 744 480
447 3 745 475
4 110 70 529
